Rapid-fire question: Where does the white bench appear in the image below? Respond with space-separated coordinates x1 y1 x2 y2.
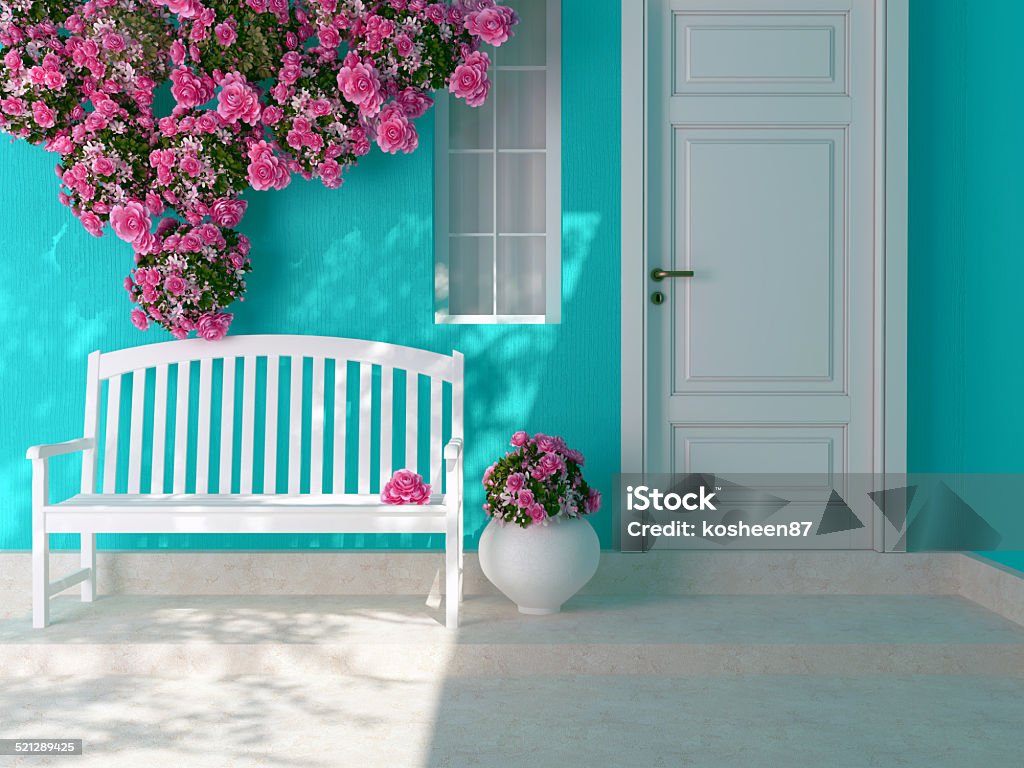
27 335 464 629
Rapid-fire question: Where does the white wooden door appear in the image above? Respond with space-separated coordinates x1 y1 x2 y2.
645 0 878 544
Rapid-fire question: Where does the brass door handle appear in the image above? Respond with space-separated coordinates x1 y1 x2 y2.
651 268 694 282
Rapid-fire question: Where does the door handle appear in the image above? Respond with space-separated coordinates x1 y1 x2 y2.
651 268 694 282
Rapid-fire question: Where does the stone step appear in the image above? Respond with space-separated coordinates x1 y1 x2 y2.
3 594 1022 679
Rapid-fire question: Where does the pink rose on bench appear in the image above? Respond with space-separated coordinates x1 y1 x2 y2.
381 469 432 505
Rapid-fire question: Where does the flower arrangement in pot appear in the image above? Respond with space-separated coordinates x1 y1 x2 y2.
478 431 602 615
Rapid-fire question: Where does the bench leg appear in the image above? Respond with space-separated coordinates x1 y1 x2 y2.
32 528 49 629
81 533 95 602
445 532 459 629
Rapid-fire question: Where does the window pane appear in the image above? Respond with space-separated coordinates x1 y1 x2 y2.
497 236 546 315
496 70 547 150
448 236 495 315
450 97 494 150
449 153 494 233
497 0 548 66
497 152 546 233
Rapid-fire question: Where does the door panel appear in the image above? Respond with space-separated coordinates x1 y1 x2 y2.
673 127 846 393
674 12 849 95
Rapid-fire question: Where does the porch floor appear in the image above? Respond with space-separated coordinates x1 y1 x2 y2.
2 594 1023 766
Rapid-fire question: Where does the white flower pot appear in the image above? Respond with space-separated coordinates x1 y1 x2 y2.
478 516 600 615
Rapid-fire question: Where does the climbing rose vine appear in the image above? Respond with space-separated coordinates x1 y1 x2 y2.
1 0 519 338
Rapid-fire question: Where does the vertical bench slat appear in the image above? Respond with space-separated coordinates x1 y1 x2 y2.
239 356 257 494
151 365 168 494
332 361 347 493
310 357 325 494
430 377 443 488
357 363 373 495
264 355 279 494
126 370 146 493
172 362 191 494
219 357 235 494
194 358 213 493
81 351 101 494
103 375 121 494
405 372 419 477
287 358 303 494
379 366 393 488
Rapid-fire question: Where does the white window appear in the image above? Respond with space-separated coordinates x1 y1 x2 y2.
434 0 561 324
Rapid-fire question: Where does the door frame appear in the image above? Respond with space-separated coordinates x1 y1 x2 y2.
620 0 909 549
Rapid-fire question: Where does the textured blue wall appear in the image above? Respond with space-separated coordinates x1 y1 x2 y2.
0 0 622 550
908 0 1024 572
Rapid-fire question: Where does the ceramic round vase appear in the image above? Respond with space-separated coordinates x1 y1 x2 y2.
478 516 600 615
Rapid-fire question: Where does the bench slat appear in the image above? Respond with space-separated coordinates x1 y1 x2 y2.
333 361 347 493
195 358 213 493
172 362 191 494
430 377 442 488
151 365 168 493
219 357 235 494
380 365 393 489
126 369 145 493
239 356 257 494
357 362 372 495
310 357 325 494
287 358 303 494
264 355 279 494
406 372 419 476
103 375 121 494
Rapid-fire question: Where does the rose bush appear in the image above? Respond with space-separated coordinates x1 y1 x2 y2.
1 0 519 339
483 433 602 529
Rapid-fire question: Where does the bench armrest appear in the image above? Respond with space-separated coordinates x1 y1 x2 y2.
26 438 94 460
443 438 463 461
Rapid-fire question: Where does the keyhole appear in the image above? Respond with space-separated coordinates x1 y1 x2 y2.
651 291 665 305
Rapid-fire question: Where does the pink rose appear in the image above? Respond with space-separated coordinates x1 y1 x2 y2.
516 489 534 508
164 275 186 296
397 88 433 118
586 488 602 513
381 469 432 505
170 68 213 110
529 503 547 523
130 308 149 331
393 33 414 58
91 156 115 176
196 312 232 341
533 452 564 480
180 154 202 176
217 71 262 125
317 159 343 189
211 198 246 227
215 21 237 47
505 472 525 493
3 50 21 70
109 201 150 244
448 51 490 107
170 40 185 66
483 462 496 487
534 433 560 453
466 6 517 46
261 105 283 125
510 430 529 447
32 102 56 128
163 0 202 19
375 104 417 154
79 211 103 237
1 98 24 116
103 33 126 52
336 61 384 116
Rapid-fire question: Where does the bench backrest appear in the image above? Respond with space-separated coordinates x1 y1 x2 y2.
79 335 464 496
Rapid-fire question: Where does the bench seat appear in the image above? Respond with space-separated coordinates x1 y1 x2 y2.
44 494 450 534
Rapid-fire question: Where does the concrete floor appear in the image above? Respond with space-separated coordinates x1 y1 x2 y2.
2 594 1023 767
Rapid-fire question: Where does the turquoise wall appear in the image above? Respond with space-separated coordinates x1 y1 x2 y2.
908 0 1024 572
4 0 1023 571
0 0 622 551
